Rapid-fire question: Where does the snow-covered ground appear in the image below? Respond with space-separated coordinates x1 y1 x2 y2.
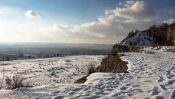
0 47 175 99
119 31 155 46
0 55 104 87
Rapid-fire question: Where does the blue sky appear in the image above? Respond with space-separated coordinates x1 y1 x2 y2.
0 0 175 44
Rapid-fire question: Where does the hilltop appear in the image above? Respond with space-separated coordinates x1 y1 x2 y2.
96 22 175 75
118 22 175 47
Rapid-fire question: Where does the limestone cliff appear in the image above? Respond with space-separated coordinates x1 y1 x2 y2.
167 23 175 46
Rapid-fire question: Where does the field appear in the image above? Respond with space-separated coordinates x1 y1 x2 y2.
0 47 175 99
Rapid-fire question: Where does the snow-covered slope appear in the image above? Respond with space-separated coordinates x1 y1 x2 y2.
0 55 104 87
0 47 175 99
119 31 155 46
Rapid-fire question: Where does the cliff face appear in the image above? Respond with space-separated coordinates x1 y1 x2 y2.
167 24 175 46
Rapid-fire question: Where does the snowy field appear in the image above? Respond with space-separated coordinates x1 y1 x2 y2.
0 47 175 99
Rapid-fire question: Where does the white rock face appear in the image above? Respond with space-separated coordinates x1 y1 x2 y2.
119 31 155 46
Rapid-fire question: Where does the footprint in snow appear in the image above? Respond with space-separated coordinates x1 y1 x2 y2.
120 86 128 91
154 96 164 99
170 90 175 98
159 84 167 91
157 77 164 82
150 86 160 96
52 91 60 93
166 80 175 85
52 96 64 99
72 87 83 92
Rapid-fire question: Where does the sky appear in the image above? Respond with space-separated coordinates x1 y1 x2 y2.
0 0 175 44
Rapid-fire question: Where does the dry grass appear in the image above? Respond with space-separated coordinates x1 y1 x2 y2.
75 64 97 83
97 54 129 73
74 76 87 83
6 74 32 89
65 59 71 62
87 64 96 76
144 50 155 54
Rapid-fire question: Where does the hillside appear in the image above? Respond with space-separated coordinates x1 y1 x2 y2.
119 22 175 46
0 47 175 98
119 31 155 46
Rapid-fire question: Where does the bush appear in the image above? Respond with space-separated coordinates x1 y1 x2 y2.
74 76 87 83
65 59 71 62
144 50 155 54
97 54 129 73
75 64 96 83
87 65 96 76
6 74 32 89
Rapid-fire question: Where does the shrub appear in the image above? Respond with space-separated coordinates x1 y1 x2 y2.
144 50 155 54
97 53 129 73
87 65 96 76
74 76 87 83
65 59 71 62
75 64 96 83
6 74 32 89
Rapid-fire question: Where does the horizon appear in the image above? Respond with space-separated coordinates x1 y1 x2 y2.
0 42 114 45
0 0 175 44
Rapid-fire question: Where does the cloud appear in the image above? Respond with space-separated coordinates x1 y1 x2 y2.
119 0 136 7
167 9 175 15
36 0 158 44
0 6 12 14
124 0 136 7
162 18 175 24
0 0 164 44
25 10 40 18
38 16 156 44
164 9 175 15
106 1 154 20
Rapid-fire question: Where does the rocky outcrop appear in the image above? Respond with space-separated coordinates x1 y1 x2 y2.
167 23 175 46
119 31 155 46
145 23 173 46
97 54 129 73
119 22 175 47
97 23 175 74
112 44 142 54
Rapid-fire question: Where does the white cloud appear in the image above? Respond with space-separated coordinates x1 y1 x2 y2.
106 1 154 20
0 1 165 44
25 10 40 18
160 9 175 15
37 15 156 44
0 6 13 14
124 0 136 7
162 18 175 24
167 9 175 15
0 6 25 17
165 9 175 15
34 0 158 44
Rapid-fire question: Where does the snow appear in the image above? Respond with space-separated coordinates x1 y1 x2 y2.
119 31 155 46
0 47 175 99
0 55 104 86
